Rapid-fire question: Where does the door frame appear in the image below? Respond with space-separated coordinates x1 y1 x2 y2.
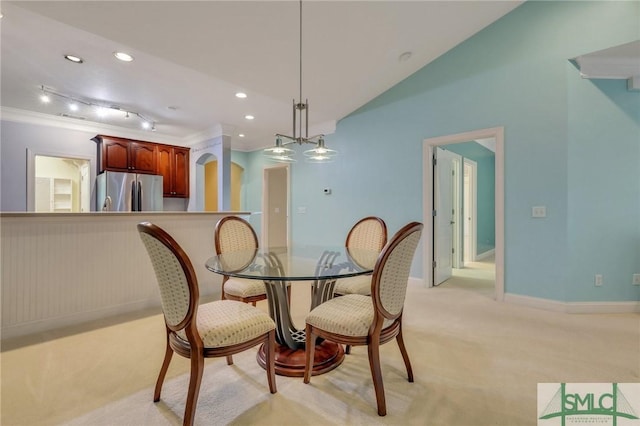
423 126 504 301
262 163 291 247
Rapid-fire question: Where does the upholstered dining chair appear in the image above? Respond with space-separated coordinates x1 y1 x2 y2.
303 221 423 416
333 216 387 296
214 216 267 305
138 222 277 426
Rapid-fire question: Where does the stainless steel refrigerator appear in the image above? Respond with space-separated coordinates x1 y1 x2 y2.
96 171 163 211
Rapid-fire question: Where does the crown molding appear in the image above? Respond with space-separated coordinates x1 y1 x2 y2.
1 107 186 145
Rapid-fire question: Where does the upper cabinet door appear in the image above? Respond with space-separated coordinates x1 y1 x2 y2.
100 137 129 172
156 144 173 195
172 147 190 197
129 141 157 173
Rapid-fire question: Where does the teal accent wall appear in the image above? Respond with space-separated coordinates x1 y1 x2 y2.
567 75 640 302
444 142 496 256
242 1 639 303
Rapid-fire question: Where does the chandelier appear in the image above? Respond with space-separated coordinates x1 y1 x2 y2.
264 0 337 163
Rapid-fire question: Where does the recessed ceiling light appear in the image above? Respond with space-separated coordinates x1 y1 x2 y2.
40 93 50 103
64 54 84 64
69 103 79 112
244 115 255 120
239 134 245 138
235 92 247 99
114 52 134 62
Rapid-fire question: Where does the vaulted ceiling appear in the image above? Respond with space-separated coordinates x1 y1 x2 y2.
1 1 524 150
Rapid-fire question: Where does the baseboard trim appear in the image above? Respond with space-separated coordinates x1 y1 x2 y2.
504 293 640 314
0 300 159 341
475 249 495 261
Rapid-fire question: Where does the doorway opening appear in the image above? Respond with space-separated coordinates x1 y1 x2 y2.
203 159 244 211
463 158 477 263
28 152 91 212
423 127 504 301
194 153 244 212
262 164 290 248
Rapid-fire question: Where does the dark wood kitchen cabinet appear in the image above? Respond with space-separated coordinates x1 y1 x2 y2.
93 135 157 174
156 145 190 197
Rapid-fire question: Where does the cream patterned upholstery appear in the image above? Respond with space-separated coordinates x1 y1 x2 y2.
224 277 266 298
334 217 387 296
348 218 387 250
333 275 371 296
140 232 191 327
217 217 258 253
377 231 422 316
306 294 393 336
177 300 275 347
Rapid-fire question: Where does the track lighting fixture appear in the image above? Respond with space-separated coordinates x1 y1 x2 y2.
39 85 156 131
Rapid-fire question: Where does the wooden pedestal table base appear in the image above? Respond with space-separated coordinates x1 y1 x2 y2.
256 341 345 377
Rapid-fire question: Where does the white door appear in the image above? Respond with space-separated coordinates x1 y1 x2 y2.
434 147 456 285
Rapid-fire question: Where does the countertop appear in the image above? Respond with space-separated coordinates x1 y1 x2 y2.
0 211 251 218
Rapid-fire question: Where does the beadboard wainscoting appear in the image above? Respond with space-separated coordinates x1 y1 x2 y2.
1 212 247 339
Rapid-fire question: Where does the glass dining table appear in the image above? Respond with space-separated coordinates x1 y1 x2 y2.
205 245 379 377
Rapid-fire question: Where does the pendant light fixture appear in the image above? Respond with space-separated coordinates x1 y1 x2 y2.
264 0 337 163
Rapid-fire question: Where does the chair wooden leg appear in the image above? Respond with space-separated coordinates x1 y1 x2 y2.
154 332 174 402
396 327 414 382
303 324 316 384
183 351 205 426
226 355 234 365
345 345 352 354
367 340 387 416
266 330 277 393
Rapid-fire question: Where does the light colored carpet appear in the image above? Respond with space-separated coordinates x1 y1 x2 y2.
2 266 639 426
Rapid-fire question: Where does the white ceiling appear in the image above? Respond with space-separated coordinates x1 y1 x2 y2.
1 1 523 150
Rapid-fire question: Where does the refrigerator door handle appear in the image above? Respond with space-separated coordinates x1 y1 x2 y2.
131 180 137 212
137 181 143 212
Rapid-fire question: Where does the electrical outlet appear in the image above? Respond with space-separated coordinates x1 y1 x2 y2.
594 274 603 287
532 206 547 218
633 274 640 285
